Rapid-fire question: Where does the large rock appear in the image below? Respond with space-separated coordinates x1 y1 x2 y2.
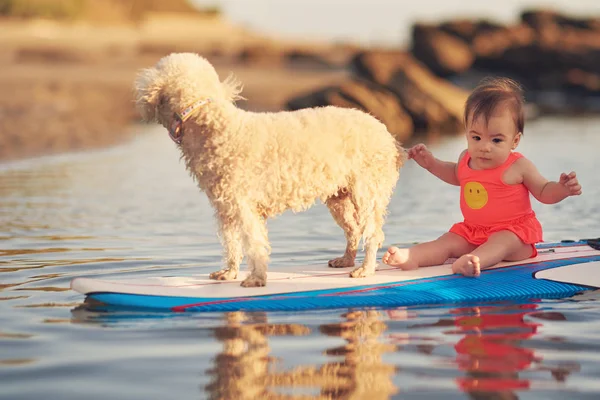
411 23 475 76
472 24 535 59
418 20 537 76
521 10 600 68
521 9 600 31
439 19 505 43
421 11 600 101
286 78 413 141
351 51 469 134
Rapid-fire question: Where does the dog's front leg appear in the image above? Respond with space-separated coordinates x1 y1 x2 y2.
210 220 243 281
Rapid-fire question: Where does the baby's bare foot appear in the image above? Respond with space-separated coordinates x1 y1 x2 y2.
382 246 418 270
452 254 481 277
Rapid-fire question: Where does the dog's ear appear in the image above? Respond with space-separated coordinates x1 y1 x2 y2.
134 67 165 122
222 73 245 103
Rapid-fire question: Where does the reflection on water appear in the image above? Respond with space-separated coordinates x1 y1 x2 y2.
411 304 579 396
318 311 398 398
17 302 80 308
1 119 600 399
69 303 583 399
0 331 33 339
197 305 581 399
206 312 310 399
0 358 36 366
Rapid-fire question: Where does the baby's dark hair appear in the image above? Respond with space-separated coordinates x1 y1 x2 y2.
464 77 525 135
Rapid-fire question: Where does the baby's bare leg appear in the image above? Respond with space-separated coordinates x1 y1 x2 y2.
382 232 475 270
452 231 532 277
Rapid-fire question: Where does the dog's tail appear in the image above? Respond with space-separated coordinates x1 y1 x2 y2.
222 73 246 103
395 140 408 170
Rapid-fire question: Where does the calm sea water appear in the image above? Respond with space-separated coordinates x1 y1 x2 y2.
1 117 600 399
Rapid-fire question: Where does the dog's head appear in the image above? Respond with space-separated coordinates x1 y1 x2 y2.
134 53 243 126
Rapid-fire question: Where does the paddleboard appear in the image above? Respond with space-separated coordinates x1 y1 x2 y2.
71 239 600 312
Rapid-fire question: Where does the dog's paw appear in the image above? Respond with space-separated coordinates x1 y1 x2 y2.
240 274 266 287
209 268 238 281
328 257 355 268
349 265 375 278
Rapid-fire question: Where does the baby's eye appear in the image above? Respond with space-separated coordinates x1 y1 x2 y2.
472 135 481 141
492 138 503 143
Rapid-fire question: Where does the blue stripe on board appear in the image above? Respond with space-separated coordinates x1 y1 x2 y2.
535 240 588 249
88 254 600 312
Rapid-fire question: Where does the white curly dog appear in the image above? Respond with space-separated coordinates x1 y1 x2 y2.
134 53 405 287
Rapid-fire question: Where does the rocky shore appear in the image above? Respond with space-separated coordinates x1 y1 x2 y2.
286 10 600 142
0 8 598 162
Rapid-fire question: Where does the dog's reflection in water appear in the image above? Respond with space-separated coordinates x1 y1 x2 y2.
317 310 398 399
205 310 398 400
206 312 290 399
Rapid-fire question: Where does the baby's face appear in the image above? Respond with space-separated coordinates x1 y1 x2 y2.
465 105 521 170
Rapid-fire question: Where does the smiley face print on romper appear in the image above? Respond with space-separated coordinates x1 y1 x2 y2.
464 182 488 209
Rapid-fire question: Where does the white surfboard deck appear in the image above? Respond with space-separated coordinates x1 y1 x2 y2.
536 260 600 288
71 244 600 299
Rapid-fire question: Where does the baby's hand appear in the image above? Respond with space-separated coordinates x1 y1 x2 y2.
408 144 435 170
559 171 582 196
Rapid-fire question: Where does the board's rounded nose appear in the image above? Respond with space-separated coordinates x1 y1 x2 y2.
70 277 89 294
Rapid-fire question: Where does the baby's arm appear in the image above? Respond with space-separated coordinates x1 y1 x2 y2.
519 158 582 204
408 144 460 186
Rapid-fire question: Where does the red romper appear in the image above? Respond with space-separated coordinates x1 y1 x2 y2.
449 151 543 257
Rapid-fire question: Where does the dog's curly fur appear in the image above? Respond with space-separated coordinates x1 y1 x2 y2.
135 53 405 287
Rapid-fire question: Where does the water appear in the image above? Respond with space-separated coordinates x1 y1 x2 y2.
1 117 600 399
193 0 600 46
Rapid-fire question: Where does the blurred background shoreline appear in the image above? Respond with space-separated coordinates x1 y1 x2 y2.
1 0 599 162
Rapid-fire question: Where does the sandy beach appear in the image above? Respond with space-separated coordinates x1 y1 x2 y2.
0 14 349 161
